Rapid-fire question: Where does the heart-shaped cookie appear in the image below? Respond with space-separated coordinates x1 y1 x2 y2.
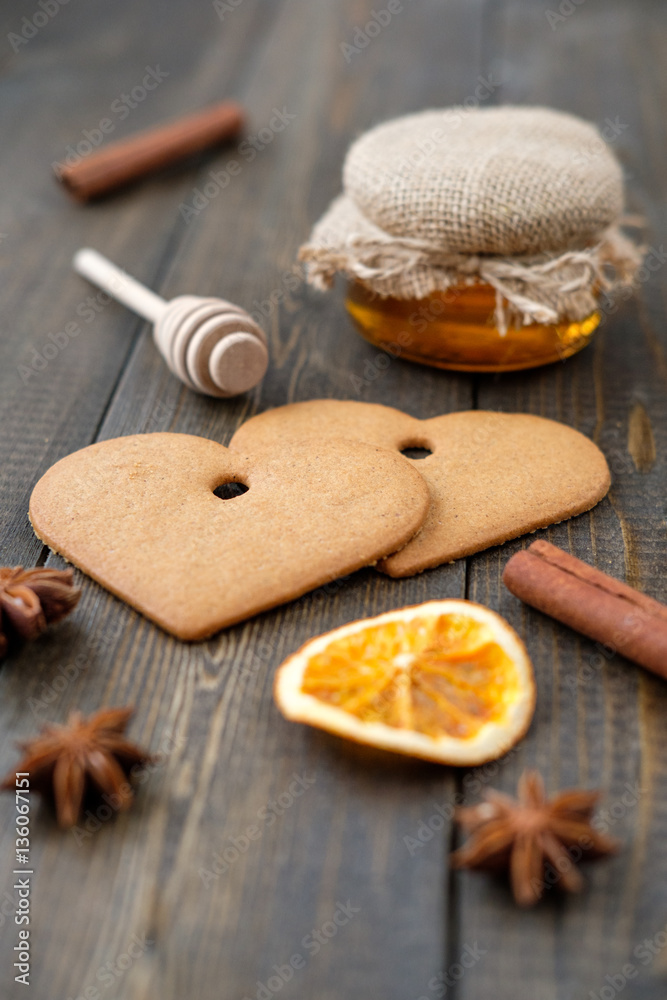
29 433 429 639
230 401 611 577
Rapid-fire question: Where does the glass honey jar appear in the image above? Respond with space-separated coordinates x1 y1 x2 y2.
345 280 602 373
300 106 640 373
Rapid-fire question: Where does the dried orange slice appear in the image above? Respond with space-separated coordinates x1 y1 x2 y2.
274 600 535 765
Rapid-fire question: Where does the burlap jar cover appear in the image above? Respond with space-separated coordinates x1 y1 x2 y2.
299 107 642 333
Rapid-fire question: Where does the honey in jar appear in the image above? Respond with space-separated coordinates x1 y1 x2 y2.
345 281 601 373
299 106 640 373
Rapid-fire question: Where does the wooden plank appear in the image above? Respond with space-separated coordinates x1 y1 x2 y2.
0 1 489 999
48 2 487 996
455 3 667 999
0 0 293 995
5 2 664 998
0 0 273 566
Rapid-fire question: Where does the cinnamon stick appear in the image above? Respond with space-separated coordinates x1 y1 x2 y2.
502 539 667 679
54 100 245 201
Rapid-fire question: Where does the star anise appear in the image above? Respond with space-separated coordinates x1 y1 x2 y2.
0 566 81 658
451 770 618 907
1 707 154 829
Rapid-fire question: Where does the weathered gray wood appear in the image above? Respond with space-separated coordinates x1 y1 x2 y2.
0 1 482 998
457 3 667 999
1 1 666 998
0 0 269 566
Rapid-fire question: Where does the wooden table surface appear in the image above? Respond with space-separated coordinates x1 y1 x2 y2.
1 1 666 997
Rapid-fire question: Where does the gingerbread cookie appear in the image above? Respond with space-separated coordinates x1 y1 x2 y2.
230 401 611 577
29 433 429 639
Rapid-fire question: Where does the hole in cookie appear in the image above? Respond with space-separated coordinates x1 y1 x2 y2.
400 445 433 460
214 481 249 500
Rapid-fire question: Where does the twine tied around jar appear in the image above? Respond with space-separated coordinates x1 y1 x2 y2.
299 107 644 333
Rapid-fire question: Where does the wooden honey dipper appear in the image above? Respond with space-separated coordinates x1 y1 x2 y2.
73 248 268 397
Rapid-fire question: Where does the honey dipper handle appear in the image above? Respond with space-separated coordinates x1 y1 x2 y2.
72 248 166 323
